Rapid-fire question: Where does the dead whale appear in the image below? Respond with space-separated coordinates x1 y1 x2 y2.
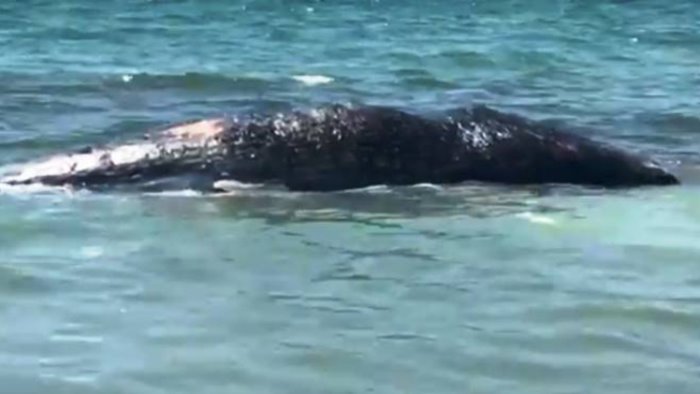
0 104 679 191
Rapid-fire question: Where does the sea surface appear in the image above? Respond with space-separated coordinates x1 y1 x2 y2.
1 1 700 393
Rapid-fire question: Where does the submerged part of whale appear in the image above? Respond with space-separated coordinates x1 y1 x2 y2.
0 104 679 191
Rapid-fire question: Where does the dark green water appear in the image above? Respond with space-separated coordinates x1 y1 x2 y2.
1 1 700 393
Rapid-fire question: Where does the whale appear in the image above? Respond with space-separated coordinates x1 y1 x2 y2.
0 104 679 191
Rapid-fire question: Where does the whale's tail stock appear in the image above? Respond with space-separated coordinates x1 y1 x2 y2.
0 117 232 189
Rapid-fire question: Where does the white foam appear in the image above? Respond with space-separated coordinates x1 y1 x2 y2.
338 184 391 194
80 246 104 259
213 179 264 190
292 74 334 86
410 183 444 191
144 189 203 197
0 182 72 195
121 74 134 83
516 212 558 226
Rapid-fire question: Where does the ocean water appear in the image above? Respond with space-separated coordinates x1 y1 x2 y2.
1 1 700 393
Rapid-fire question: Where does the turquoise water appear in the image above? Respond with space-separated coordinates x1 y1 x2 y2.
2 1 700 393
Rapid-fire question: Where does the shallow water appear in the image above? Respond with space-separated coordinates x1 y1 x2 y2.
1 1 700 393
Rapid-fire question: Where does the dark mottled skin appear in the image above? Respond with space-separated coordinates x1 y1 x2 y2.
2 104 679 191
213 104 677 190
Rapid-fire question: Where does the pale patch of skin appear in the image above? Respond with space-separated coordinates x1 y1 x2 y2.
158 118 230 141
1 117 234 185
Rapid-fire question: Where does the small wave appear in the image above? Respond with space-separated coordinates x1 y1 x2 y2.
292 74 334 86
0 182 75 195
80 246 104 259
111 72 272 92
143 189 203 197
143 181 277 197
636 112 700 134
409 183 445 191
399 75 460 90
438 49 496 68
212 179 265 191
516 211 558 226
337 184 392 194
1 71 277 97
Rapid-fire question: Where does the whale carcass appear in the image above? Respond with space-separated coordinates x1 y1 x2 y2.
0 104 679 191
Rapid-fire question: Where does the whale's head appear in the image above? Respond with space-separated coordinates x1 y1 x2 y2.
632 159 679 186
587 147 680 187
540 128 681 187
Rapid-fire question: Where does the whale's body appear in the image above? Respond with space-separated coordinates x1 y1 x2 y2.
0 105 678 191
